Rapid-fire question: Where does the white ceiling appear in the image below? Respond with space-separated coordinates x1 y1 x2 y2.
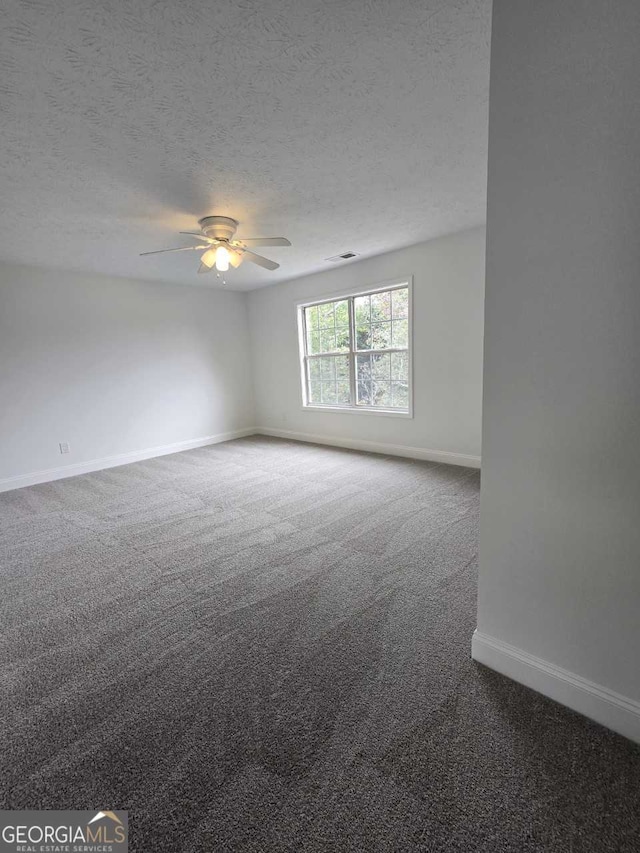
0 0 491 291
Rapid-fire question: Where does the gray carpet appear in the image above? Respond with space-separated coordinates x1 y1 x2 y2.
1 436 639 852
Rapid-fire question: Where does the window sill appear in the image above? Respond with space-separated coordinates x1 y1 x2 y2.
301 404 413 419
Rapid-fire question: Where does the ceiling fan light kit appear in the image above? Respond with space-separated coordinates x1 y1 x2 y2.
140 216 291 283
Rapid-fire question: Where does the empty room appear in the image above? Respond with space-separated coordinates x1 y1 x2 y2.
1 1 639 851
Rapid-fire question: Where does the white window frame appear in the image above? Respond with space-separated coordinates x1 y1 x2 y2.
296 277 413 418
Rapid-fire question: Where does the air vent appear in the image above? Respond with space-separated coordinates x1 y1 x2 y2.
326 251 359 262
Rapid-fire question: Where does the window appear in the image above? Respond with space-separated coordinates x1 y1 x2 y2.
298 281 411 414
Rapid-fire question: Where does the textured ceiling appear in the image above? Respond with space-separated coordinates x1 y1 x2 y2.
0 0 491 290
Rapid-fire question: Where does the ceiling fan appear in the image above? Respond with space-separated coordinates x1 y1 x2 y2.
140 216 291 276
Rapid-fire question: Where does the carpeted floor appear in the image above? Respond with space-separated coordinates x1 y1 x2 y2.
1 436 639 852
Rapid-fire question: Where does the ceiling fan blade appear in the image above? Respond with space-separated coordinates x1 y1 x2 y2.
140 245 208 256
240 247 279 271
180 232 215 243
235 237 291 247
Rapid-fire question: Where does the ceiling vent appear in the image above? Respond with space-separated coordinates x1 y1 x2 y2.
326 251 359 262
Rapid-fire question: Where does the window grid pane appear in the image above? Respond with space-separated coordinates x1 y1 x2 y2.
371 290 392 320
392 288 408 318
305 298 353 354
372 352 391 381
304 287 409 412
392 318 408 348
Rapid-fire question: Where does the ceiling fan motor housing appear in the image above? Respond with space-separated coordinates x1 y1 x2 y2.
198 216 238 242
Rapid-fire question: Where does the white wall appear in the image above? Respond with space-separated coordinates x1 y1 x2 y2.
474 0 640 740
0 262 254 485
247 227 485 465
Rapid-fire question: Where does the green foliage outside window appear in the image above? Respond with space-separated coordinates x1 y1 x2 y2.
303 285 409 411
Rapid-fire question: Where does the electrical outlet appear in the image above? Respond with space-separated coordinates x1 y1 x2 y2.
59 441 70 455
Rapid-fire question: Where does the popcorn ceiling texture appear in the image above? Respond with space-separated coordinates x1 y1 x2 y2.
0 0 490 290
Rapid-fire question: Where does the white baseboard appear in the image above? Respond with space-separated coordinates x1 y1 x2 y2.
0 428 257 493
0 426 478 493
472 630 640 744
256 426 481 468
